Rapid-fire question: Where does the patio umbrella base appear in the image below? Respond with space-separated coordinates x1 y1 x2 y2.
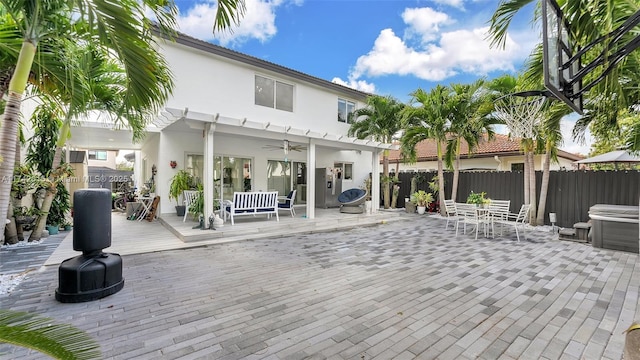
55 252 124 303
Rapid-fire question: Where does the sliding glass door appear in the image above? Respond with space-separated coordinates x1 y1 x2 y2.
214 156 252 201
267 160 306 204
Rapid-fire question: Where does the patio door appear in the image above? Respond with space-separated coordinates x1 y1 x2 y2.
267 160 306 204
185 153 204 186
214 156 252 201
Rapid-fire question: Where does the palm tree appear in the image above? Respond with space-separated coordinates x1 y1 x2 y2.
446 79 497 202
535 102 568 225
401 85 452 215
349 95 405 209
520 49 575 226
487 74 542 222
0 0 248 241
0 0 174 242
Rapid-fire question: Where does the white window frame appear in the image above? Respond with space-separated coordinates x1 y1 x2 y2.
338 98 356 124
88 150 107 160
334 162 353 181
255 75 294 112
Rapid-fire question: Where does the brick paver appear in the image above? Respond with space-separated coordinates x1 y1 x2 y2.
1 215 638 359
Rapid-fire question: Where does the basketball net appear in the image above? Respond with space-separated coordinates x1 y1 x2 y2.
494 95 546 140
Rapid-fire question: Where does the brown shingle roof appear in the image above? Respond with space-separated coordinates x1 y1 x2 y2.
387 133 582 162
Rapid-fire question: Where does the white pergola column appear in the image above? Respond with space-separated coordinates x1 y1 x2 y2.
306 139 316 219
203 123 216 226
371 149 382 214
134 150 142 190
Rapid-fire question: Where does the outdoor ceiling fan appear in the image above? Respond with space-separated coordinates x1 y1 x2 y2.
262 140 306 162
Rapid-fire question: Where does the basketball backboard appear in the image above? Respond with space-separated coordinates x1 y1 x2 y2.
542 0 583 114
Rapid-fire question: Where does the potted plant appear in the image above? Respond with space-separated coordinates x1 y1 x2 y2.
405 173 424 213
362 177 373 214
188 184 204 218
427 175 441 212
466 191 489 207
169 169 194 216
13 206 40 226
410 190 434 215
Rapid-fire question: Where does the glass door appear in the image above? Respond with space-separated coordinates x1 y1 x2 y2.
267 160 291 196
293 161 306 203
267 160 306 204
215 156 252 202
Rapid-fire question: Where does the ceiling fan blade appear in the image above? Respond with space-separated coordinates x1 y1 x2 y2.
262 145 283 150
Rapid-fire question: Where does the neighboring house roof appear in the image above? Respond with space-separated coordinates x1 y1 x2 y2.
386 133 583 162
154 28 370 102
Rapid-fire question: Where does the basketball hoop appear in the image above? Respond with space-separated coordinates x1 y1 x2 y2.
494 91 549 139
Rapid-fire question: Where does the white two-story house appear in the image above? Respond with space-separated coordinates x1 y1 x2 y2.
68 30 391 219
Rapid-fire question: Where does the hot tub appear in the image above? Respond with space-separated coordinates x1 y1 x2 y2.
589 204 639 253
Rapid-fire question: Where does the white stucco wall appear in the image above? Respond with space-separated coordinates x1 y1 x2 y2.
153 127 375 214
158 41 364 138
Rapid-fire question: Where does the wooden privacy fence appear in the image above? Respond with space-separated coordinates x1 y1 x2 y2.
390 170 640 228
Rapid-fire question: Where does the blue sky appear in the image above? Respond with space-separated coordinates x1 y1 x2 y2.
170 0 592 154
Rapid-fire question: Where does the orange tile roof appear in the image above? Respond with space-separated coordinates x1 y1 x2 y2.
386 133 582 162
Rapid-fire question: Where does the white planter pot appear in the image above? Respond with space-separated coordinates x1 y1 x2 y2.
364 200 372 214
417 206 426 215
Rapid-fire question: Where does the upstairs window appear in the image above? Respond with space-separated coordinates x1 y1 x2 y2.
255 75 294 112
338 98 355 123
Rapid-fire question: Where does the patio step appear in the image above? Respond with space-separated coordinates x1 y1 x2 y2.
159 210 404 243
558 222 591 243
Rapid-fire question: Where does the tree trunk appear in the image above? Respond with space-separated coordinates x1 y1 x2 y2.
28 146 65 242
0 92 22 243
4 202 18 245
523 147 530 206
528 151 537 225
437 141 446 216
451 150 461 202
536 149 551 226
0 41 37 242
382 150 390 209
391 185 398 209
4 134 23 245
28 187 57 242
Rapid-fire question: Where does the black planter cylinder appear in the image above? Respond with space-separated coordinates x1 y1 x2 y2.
73 188 112 253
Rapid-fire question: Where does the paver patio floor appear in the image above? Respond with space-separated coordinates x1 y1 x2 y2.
1 215 638 359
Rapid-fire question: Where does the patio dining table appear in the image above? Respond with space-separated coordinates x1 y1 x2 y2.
455 201 510 239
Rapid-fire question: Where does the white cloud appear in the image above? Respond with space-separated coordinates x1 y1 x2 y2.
176 0 301 46
560 115 592 155
331 77 376 93
351 25 521 83
343 5 535 89
402 8 452 43
431 0 465 9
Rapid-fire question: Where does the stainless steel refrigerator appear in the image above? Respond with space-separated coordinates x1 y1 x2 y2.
315 167 342 208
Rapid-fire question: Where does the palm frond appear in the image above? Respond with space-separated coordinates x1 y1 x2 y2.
0 309 101 360
213 0 246 33
487 0 536 48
